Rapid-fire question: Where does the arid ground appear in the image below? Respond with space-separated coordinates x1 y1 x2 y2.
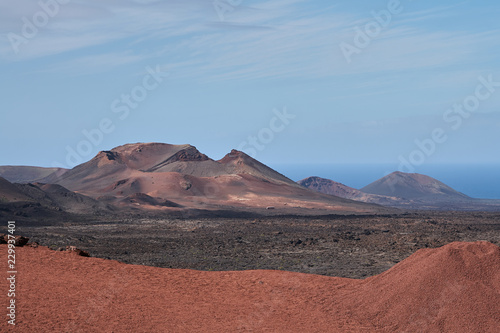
7 211 500 278
1 211 499 332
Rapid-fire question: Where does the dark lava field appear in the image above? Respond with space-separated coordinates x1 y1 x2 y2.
5 211 499 279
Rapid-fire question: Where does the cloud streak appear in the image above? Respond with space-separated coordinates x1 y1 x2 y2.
1 0 499 85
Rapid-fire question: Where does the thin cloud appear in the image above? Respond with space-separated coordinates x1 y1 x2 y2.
1 0 499 85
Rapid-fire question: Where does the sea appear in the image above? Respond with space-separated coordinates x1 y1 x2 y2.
269 163 500 200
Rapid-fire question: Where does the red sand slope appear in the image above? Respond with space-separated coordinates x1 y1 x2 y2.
1 241 498 332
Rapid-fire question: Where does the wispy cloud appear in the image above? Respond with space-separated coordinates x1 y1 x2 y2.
1 0 499 84
0 0 210 60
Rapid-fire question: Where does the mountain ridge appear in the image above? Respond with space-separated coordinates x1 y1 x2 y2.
300 173 500 211
298 176 405 206
1 143 385 215
3 142 499 213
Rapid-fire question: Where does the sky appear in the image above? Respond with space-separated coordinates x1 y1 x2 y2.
1 0 500 171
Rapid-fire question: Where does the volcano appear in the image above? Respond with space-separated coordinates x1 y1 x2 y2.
299 173 500 211
361 171 470 200
47 143 386 214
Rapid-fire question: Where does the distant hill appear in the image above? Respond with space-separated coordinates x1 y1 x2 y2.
298 176 404 206
300 173 500 211
361 171 470 200
0 166 67 183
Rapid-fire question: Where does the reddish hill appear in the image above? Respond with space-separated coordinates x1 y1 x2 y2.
3 241 498 332
350 241 500 331
218 149 295 185
58 143 298 188
53 143 384 213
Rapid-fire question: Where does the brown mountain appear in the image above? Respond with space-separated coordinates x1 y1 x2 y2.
21 182 112 214
0 177 111 221
0 166 67 183
361 171 470 200
0 177 33 203
300 174 500 211
298 176 404 206
298 176 362 198
53 142 385 214
57 143 297 190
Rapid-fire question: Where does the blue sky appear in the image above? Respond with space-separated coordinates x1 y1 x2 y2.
1 0 500 170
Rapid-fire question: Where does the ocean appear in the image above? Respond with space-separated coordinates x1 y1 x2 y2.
269 163 500 200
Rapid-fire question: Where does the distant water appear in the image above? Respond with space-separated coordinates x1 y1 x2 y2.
269 163 500 200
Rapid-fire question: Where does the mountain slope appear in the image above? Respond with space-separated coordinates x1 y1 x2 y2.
0 166 67 183
29 183 112 214
298 176 404 206
218 150 296 186
361 171 470 200
0 177 33 202
58 143 297 188
0 176 111 218
298 176 363 198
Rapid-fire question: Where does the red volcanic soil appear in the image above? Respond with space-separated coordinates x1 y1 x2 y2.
1 242 499 332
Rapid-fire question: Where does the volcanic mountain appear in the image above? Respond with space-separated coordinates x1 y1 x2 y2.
51 143 385 214
361 171 470 200
5 241 499 331
298 176 404 206
57 143 294 188
300 173 500 211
